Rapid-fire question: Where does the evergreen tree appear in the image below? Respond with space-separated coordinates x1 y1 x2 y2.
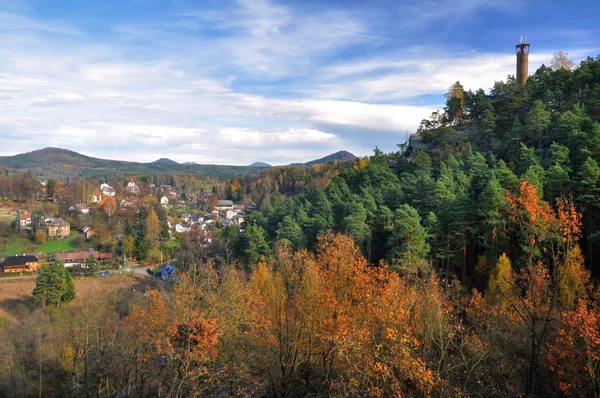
32 261 73 308
387 204 430 273
276 216 306 250
62 267 76 303
15 208 21 232
239 224 271 269
124 223 134 237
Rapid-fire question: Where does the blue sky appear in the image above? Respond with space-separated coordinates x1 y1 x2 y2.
0 0 598 165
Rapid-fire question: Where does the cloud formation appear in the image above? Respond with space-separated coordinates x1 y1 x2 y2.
0 0 597 165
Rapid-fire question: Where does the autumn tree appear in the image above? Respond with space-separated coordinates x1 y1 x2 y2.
34 229 47 244
486 253 513 308
558 244 589 309
445 81 466 125
551 51 574 71
547 298 600 396
145 208 160 250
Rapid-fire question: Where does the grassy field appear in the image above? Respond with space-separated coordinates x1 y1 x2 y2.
0 206 15 222
1 231 78 257
0 274 149 320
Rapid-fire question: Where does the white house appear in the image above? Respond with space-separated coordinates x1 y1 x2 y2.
160 196 170 208
215 200 234 211
175 223 191 233
91 191 102 203
120 198 135 208
126 177 140 195
69 204 90 214
20 214 31 230
225 209 235 219
100 183 115 197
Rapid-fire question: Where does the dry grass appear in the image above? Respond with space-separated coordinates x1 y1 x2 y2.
0 274 149 320
0 206 15 222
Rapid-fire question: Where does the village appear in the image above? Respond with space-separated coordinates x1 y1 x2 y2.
1 176 248 275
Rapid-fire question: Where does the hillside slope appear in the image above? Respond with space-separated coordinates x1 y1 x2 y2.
0 148 263 179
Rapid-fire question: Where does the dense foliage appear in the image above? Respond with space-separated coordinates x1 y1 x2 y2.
222 56 600 282
1 56 600 397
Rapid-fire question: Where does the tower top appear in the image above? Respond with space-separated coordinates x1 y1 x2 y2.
520 34 527 44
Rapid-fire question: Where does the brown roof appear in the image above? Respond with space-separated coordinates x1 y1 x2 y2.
49 217 69 226
55 251 112 262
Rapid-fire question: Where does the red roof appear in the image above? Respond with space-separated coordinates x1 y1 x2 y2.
20 214 31 221
55 251 113 262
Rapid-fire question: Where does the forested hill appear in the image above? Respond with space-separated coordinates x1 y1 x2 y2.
0 148 356 179
220 55 600 279
0 147 266 179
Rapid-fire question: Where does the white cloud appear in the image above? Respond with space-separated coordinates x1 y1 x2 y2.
0 1 597 165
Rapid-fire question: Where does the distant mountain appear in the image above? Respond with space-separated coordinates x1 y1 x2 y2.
0 147 267 179
153 158 179 165
249 161 272 168
304 150 357 166
182 161 198 165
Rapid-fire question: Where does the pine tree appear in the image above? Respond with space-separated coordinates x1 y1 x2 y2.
32 261 73 308
15 208 21 232
32 264 51 308
62 268 76 303
387 204 430 273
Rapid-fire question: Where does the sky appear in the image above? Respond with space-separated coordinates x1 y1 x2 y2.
0 0 598 165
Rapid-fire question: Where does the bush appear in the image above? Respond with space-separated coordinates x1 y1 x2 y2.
34 229 47 244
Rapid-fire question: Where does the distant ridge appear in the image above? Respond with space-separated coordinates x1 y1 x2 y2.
249 161 272 168
304 150 357 166
152 158 179 165
0 147 359 178
182 161 198 165
0 147 268 179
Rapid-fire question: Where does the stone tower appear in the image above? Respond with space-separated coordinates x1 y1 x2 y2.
516 35 530 86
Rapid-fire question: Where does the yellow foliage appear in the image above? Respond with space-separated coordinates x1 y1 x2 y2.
486 253 513 308
558 245 590 309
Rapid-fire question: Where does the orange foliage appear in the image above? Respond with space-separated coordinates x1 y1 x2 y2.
547 300 600 396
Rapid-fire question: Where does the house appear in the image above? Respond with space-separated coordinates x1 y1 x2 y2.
225 209 235 219
120 196 137 208
215 200 234 211
69 204 90 214
55 251 112 267
175 223 191 233
191 215 204 224
47 217 70 238
81 226 94 239
20 214 32 230
126 177 140 195
91 191 102 203
100 183 115 197
77 204 90 214
181 214 191 223
219 218 233 227
161 196 170 208
2 255 39 273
